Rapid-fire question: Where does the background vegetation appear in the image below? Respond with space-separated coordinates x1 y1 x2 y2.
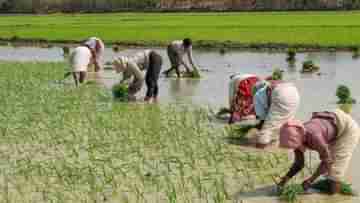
1 12 360 47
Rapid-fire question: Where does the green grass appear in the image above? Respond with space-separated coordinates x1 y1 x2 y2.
1 11 360 47
0 61 295 202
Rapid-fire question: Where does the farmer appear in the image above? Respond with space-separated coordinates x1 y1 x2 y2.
252 80 300 148
228 74 260 124
69 37 104 86
163 38 198 78
277 109 360 194
113 50 163 102
83 37 105 71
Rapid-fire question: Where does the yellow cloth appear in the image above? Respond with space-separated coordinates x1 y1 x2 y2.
328 109 360 181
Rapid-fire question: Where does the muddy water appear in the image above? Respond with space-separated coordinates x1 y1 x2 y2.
1 45 360 198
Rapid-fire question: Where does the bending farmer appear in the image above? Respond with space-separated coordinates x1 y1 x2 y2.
113 50 163 102
163 38 198 77
69 37 104 86
228 74 260 124
278 109 360 194
252 80 300 148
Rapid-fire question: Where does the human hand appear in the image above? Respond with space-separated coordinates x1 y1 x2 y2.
276 176 289 193
302 179 313 191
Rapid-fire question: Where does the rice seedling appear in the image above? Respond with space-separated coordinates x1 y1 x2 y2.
301 60 320 73
270 68 283 81
2 12 360 47
111 82 129 101
286 48 297 62
279 184 304 203
62 46 70 56
311 179 356 196
351 47 359 59
0 61 296 202
336 85 356 113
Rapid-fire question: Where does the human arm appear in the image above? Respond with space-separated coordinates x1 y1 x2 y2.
120 69 132 84
302 138 332 190
186 47 198 71
127 61 145 87
255 119 265 130
278 149 305 187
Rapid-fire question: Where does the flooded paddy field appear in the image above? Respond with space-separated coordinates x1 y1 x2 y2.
1 44 360 202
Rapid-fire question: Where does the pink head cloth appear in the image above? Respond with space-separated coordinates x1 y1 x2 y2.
279 119 306 152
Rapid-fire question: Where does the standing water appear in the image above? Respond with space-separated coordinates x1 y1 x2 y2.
1 45 360 199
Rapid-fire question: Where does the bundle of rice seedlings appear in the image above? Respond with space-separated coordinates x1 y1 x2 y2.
336 85 356 114
301 60 320 73
271 68 283 81
279 184 304 203
311 179 355 196
286 48 296 62
112 83 129 101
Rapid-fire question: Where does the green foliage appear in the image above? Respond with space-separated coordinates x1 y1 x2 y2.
1 12 360 46
286 48 296 61
336 85 351 103
311 179 355 196
271 68 283 80
279 184 304 203
0 61 291 202
336 85 356 104
227 124 257 140
112 83 129 101
301 60 320 73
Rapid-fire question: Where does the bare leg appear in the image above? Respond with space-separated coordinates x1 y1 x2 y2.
79 72 87 84
72 72 79 87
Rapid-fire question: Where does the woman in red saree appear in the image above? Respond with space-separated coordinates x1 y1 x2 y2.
229 74 260 124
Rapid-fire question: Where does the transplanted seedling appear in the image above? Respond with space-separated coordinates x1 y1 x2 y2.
271 68 283 81
286 48 296 62
301 60 320 73
311 179 357 196
279 184 304 203
336 85 356 113
352 47 359 59
112 83 129 101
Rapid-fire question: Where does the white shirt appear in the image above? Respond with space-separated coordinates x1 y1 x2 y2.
130 50 152 71
84 37 105 68
70 46 92 72
170 40 196 69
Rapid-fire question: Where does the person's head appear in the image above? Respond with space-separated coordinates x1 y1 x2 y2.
279 120 306 152
183 38 192 48
113 56 128 73
84 37 103 53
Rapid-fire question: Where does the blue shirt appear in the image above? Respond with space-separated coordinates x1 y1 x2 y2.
254 86 270 120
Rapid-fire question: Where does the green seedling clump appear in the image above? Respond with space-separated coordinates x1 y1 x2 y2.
85 80 97 85
279 184 304 203
112 83 129 101
336 85 355 104
352 47 359 59
62 46 70 55
301 60 320 73
166 69 201 78
216 107 231 116
271 68 283 81
336 85 356 113
286 49 296 62
112 45 120 52
230 124 257 139
0 61 301 202
311 179 355 196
